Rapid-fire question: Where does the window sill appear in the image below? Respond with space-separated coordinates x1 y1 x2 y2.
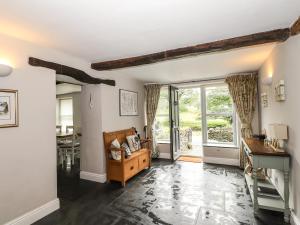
202 143 239 149
157 141 171 144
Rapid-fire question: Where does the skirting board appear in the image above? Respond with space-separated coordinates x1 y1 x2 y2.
291 211 300 225
203 156 239 166
4 198 59 225
159 153 171 159
80 171 106 183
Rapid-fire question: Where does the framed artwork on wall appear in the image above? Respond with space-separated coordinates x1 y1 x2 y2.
0 89 19 128
119 89 138 116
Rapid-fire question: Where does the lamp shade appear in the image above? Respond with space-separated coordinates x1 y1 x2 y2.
269 124 288 140
0 63 13 77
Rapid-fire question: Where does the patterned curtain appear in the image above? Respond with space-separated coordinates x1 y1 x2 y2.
225 73 258 168
145 84 162 158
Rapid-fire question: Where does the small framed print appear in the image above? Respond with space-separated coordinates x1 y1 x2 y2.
119 89 138 116
0 89 18 128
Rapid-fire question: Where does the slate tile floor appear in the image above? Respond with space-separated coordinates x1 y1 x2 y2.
34 159 288 225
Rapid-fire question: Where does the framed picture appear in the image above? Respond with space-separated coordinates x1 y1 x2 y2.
0 89 18 128
119 89 138 116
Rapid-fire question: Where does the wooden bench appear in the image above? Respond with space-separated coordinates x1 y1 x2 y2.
103 128 151 186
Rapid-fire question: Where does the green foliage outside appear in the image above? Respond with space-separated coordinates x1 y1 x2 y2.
179 88 201 131
207 118 228 128
206 87 233 114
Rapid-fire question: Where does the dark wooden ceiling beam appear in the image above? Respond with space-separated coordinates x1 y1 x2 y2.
29 57 115 86
291 17 300 36
91 28 290 71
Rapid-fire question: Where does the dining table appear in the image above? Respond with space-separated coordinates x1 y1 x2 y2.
56 132 73 138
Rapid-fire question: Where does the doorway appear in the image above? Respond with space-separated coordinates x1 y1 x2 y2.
167 82 237 162
56 82 82 200
178 87 202 157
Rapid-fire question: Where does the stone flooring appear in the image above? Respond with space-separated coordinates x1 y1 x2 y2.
34 159 288 225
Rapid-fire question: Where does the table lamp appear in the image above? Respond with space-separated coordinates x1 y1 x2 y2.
268 124 288 152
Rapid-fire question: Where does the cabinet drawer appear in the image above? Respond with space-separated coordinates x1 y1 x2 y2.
124 158 139 179
139 153 149 170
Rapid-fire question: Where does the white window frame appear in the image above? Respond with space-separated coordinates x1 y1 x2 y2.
155 82 238 147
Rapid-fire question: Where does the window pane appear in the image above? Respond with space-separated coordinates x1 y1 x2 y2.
155 116 170 141
206 86 233 114
59 98 73 132
60 98 73 116
207 115 233 144
155 88 170 141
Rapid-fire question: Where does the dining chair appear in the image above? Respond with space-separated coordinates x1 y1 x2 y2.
56 137 65 168
56 125 62 133
59 133 80 166
66 125 74 134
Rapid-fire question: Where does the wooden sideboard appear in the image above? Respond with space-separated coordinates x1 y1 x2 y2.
242 138 290 223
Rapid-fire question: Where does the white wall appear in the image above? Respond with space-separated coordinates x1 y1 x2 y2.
259 34 300 221
80 85 104 175
0 34 57 224
80 78 145 176
0 33 145 224
101 77 145 134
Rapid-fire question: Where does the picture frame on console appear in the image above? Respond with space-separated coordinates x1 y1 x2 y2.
0 89 19 128
119 89 138 116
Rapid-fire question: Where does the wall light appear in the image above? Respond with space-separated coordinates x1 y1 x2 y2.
0 63 13 77
262 74 272 86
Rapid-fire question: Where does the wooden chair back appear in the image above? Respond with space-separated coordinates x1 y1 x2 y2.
103 128 135 152
66 125 74 133
56 125 62 133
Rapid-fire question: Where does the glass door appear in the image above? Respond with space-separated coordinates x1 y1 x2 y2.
169 85 180 161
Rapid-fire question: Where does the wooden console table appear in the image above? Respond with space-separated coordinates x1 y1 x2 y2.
242 138 290 223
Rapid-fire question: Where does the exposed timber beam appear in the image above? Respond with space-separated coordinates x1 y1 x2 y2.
91 28 290 71
29 57 115 86
291 17 300 36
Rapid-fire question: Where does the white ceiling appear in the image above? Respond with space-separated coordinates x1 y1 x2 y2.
114 43 276 83
0 0 299 62
56 83 82 95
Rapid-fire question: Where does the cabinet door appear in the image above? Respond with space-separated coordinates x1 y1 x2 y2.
139 153 149 170
124 158 139 179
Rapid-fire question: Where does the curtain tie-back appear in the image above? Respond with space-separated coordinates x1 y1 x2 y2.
241 123 251 129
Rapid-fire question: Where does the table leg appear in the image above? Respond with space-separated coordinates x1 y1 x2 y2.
284 171 290 223
253 168 259 216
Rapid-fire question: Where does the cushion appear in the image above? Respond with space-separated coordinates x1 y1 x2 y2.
110 138 121 160
121 142 132 158
126 135 141 152
111 138 120 148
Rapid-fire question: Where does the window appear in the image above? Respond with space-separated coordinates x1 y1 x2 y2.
203 85 236 145
154 88 170 142
56 98 73 132
154 84 237 146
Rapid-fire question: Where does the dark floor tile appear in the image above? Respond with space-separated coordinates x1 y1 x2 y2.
150 198 200 225
34 159 289 225
195 208 254 225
